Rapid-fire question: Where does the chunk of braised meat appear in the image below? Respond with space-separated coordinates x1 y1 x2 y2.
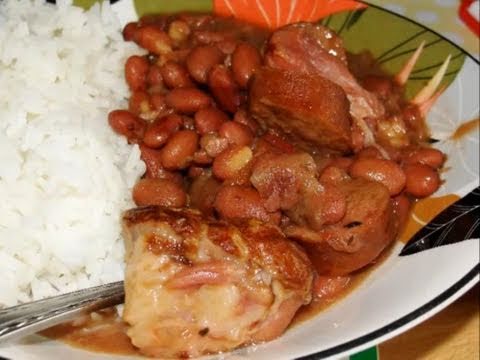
250 152 315 212
122 207 313 358
250 67 352 152
250 152 347 229
265 23 385 122
285 178 396 275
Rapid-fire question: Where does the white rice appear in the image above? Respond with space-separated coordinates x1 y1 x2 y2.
0 0 145 306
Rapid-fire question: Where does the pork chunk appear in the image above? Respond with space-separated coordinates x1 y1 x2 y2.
265 23 385 121
285 179 396 275
122 207 313 358
250 67 352 152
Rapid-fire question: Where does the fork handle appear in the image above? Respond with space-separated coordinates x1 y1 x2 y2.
0 281 124 344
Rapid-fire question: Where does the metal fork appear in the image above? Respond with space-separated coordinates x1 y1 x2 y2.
0 281 124 345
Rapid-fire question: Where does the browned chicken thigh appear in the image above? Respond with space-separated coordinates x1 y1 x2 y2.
122 206 313 358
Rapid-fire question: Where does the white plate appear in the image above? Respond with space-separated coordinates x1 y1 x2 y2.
0 1 478 359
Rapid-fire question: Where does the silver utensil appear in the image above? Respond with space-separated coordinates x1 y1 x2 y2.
0 281 124 345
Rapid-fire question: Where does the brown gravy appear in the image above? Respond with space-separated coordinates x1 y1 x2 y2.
41 311 137 356
292 240 395 327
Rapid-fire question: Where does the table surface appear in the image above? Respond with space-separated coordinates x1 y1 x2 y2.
378 284 479 359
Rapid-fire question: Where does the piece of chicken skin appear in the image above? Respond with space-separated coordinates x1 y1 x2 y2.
122 206 313 358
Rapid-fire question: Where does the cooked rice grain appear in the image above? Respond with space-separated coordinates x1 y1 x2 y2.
0 0 145 306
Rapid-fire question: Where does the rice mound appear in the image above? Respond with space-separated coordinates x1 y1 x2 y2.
0 0 145 306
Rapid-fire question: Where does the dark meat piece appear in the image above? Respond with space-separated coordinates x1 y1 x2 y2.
285 178 396 275
250 152 347 228
122 207 313 358
250 67 352 152
250 152 316 212
265 23 385 123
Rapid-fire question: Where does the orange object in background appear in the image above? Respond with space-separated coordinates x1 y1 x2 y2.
214 0 366 28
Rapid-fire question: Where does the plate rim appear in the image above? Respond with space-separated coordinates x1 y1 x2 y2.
1 2 478 360
297 264 479 359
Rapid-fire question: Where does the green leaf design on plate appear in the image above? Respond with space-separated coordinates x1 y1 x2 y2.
323 7 466 99
134 0 212 17
72 0 98 9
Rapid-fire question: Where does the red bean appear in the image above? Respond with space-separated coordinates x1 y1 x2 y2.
217 39 238 55
200 133 229 157
208 65 241 113
231 42 261 88
125 55 149 92
329 157 354 171
148 83 167 95
139 145 183 183
128 91 152 115
160 61 194 88
349 158 406 196
122 22 138 42
234 109 259 133
135 25 172 55
168 20 191 43
319 166 350 184
404 164 441 198
139 144 164 178
165 88 211 114
150 93 167 112
193 30 226 44
108 110 146 142
193 149 213 165
160 130 199 169
188 165 206 178
214 185 270 223
218 121 254 146
213 146 253 180
182 116 195 131
186 45 225 83
194 107 228 135
357 146 383 159
133 178 186 207
404 147 445 169
143 114 183 148
146 65 163 87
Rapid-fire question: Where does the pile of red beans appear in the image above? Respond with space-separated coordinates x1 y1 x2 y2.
108 14 444 221
108 15 268 214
